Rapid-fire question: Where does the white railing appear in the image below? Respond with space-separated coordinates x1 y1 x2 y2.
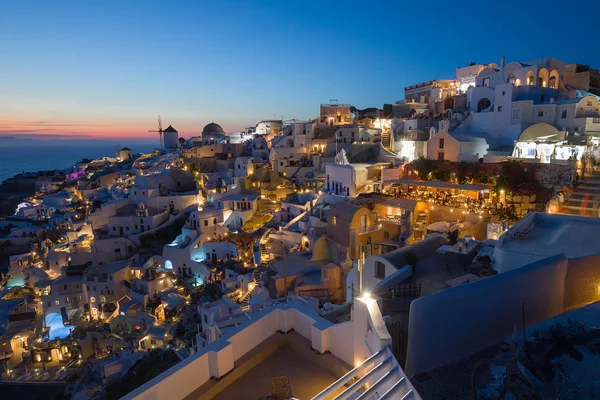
351 224 381 235
312 347 420 400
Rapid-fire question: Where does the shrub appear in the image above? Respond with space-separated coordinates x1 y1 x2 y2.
446 229 459 245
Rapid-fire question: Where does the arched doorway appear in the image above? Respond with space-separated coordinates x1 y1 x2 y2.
526 71 535 86
477 98 491 112
538 68 549 87
507 73 516 85
549 70 560 89
164 260 173 270
443 96 455 110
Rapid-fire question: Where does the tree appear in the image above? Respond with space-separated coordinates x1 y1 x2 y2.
411 157 439 180
457 161 470 184
494 161 538 194
432 168 451 181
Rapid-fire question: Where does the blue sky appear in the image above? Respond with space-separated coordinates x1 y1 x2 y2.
1 0 597 137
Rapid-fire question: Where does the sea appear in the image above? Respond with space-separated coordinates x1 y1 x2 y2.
0 138 158 183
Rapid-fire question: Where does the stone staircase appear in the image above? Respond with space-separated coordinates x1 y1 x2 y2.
561 171 600 217
253 269 262 286
382 130 391 150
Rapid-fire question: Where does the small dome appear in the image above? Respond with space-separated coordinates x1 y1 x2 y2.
518 123 563 142
202 122 224 134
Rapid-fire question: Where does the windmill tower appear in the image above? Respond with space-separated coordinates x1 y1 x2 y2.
148 115 164 147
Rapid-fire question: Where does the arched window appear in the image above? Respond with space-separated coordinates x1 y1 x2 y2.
477 98 491 112
507 74 516 84
526 71 535 86
549 70 560 89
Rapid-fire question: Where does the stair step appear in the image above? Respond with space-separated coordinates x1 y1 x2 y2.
562 205 597 211
560 208 598 217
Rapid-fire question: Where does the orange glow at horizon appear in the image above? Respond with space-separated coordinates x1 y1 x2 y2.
0 117 246 139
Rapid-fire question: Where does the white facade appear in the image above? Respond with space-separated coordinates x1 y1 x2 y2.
107 203 170 237
122 296 421 400
426 130 489 162
268 147 307 174
163 126 179 149
233 157 255 178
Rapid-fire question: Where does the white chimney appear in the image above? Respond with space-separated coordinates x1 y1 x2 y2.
500 56 505 75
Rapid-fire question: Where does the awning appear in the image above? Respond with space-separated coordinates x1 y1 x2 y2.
385 179 489 192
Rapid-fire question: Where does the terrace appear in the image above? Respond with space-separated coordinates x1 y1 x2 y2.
122 297 421 400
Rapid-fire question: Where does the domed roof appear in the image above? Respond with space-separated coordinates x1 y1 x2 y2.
518 123 563 142
202 122 224 134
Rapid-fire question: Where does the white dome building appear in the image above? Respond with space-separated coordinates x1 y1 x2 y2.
202 122 226 145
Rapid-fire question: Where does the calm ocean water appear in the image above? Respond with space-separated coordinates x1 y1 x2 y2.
0 139 157 183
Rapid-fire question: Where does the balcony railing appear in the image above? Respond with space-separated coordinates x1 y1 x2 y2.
351 224 381 235
379 217 404 225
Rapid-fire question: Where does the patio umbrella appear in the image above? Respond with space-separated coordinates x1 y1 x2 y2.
427 221 450 232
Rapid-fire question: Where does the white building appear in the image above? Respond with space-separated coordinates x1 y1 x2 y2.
107 203 170 237
334 125 382 144
201 122 227 145
323 160 382 197
269 147 307 174
233 157 256 178
129 168 202 213
255 120 282 136
459 56 600 147
84 260 132 318
426 130 489 162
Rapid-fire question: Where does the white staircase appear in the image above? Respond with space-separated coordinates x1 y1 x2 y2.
312 347 420 400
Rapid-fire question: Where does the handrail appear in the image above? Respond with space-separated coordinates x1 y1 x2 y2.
343 355 395 397
379 377 409 400
311 347 390 399
355 365 399 400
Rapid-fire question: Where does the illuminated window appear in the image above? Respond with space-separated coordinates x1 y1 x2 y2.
332 216 337 226
55 300 60 306
90 297 96 303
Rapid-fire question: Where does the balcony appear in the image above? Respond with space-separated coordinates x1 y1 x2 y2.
351 224 381 235
379 217 403 225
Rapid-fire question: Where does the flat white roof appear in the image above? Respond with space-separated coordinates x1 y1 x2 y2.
497 213 600 259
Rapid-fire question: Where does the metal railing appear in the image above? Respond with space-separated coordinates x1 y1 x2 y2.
350 224 381 235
